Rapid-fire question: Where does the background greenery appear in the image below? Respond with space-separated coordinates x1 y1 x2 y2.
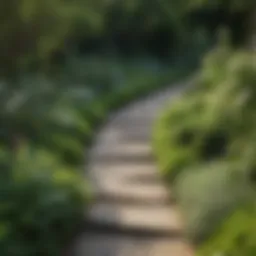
0 0 255 255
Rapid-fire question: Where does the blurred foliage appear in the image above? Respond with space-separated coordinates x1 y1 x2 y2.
0 0 253 78
0 0 106 77
0 145 90 256
153 41 256 180
153 40 256 255
0 0 254 254
175 162 254 243
198 202 256 256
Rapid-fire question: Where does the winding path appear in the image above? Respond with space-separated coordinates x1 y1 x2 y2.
67 81 194 256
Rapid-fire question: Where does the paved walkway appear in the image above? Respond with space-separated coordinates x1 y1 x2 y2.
67 82 194 256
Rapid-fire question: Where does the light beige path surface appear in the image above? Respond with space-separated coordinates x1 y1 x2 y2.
68 82 194 256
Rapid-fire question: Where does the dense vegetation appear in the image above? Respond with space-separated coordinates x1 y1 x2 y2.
0 57 200 255
0 0 210 255
1 0 255 254
153 1 256 255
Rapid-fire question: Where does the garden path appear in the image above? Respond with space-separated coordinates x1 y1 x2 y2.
67 81 194 256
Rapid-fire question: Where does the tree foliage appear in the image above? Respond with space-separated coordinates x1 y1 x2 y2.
0 0 106 78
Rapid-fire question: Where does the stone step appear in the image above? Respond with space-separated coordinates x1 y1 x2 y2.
91 143 152 157
67 232 192 256
88 163 159 177
87 162 160 181
87 165 160 186
91 183 173 206
87 203 183 233
83 219 183 238
94 192 174 206
98 131 151 144
112 122 153 130
113 110 158 120
121 131 151 140
94 130 152 146
87 165 171 204
91 153 154 165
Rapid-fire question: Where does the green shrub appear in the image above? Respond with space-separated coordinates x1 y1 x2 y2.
175 162 253 244
198 202 256 256
38 106 92 165
63 56 123 94
0 146 90 256
153 45 256 255
153 48 256 182
153 93 210 181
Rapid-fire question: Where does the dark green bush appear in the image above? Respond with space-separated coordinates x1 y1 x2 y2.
38 106 92 165
12 103 93 166
0 146 90 256
199 129 229 160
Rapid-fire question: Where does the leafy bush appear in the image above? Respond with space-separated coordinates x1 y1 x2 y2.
175 162 253 244
198 202 256 256
153 45 256 255
153 47 256 181
0 146 89 256
34 104 93 166
63 56 124 94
